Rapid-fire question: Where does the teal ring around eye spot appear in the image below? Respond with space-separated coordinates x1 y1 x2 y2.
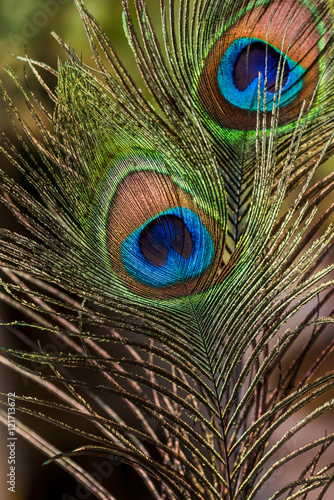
121 207 214 288
218 38 305 112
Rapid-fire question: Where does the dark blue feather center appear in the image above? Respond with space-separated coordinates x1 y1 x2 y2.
139 214 192 267
121 208 214 287
217 38 304 112
233 42 289 93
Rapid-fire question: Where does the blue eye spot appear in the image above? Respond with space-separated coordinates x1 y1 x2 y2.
139 214 193 267
233 42 290 92
218 38 305 112
121 208 214 287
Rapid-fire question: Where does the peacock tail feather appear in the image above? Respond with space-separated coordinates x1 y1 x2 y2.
0 0 333 498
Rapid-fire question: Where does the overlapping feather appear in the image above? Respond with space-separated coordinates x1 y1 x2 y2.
0 0 333 499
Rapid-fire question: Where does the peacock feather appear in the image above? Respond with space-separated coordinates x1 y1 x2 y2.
0 0 333 498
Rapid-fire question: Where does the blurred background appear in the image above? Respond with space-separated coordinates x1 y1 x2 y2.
0 1 333 500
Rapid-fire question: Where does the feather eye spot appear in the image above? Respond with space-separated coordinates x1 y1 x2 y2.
138 214 193 267
121 208 214 288
233 41 289 92
104 168 223 297
197 0 322 130
218 38 304 113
